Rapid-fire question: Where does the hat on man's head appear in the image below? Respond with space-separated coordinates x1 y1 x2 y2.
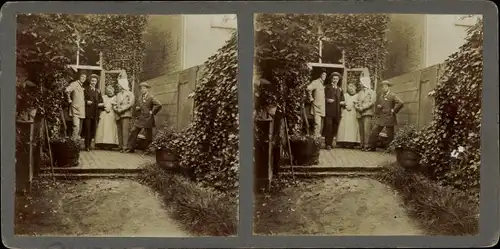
380 80 393 87
139 82 151 88
89 74 99 81
331 72 342 78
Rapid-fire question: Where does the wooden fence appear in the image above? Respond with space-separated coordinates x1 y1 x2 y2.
381 63 446 131
145 65 206 134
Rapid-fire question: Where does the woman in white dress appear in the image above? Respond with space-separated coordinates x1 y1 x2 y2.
336 83 361 148
95 85 120 149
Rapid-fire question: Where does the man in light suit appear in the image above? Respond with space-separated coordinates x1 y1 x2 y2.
306 70 327 137
355 74 377 150
65 72 87 140
125 82 162 153
366 80 404 151
113 74 135 153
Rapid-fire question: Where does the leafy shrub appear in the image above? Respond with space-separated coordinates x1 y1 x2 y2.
148 125 182 154
174 32 238 193
388 125 425 155
138 163 237 236
419 18 483 194
377 162 479 235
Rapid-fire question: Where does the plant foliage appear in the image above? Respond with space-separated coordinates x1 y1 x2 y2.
176 32 239 193
148 125 182 155
388 125 425 155
418 18 483 194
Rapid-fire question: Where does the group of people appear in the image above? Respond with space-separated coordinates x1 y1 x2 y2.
64 71 162 153
307 69 404 151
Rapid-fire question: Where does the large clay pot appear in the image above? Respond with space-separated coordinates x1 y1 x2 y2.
396 147 421 171
289 137 320 166
156 148 179 169
50 140 80 168
155 149 194 178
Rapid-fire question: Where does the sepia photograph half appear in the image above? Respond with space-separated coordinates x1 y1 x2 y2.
15 13 238 237
253 13 482 236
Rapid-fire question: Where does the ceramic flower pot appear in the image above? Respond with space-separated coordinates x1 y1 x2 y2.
50 139 80 168
290 137 320 166
395 147 421 171
156 148 179 170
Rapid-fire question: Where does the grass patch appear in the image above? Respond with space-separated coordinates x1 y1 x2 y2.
137 163 238 236
15 179 76 235
254 175 314 235
375 162 479 235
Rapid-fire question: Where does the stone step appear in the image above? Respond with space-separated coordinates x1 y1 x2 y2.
39 167 143 174
280 165 385 173
38 172 138 180
280 171 380 178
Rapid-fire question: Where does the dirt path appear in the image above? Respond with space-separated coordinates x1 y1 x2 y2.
254 177 424 235
16 179 190 237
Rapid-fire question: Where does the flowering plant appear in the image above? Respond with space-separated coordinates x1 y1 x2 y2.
148 126 182 155
388 125 424 155
289 133 322 147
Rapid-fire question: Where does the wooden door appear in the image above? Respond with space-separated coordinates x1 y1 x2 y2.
417 65 439 129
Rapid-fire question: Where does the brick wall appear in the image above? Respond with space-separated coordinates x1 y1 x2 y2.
384 14 427 79
141 15 183 81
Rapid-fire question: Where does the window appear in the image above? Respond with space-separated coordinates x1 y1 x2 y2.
321 40 343 64
454 15 479 27
211 14 237 29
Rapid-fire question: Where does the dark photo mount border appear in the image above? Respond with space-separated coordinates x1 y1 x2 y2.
1 1 498 248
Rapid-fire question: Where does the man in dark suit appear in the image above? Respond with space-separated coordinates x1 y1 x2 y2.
83 74 104 151
126 82 162 153
323 72 346 149
366 80 404 151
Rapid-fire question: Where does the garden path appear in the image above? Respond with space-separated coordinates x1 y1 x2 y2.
254 177 424 235
15 179 191 237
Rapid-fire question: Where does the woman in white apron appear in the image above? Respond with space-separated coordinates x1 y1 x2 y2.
95 85 120 149
336 83 361 148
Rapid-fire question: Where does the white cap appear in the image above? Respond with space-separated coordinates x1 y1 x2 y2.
118 78 129 91
360 76 371 89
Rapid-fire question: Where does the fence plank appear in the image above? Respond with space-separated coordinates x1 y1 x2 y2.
384 63 444 130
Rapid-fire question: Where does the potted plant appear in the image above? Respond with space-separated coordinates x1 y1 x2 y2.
289 133 322 166
388 125 424 172
50 136 81 168
149 126 183 172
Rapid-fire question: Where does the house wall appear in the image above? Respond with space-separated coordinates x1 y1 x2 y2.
141 15 183 81
182 14 236 69
425 15 479 67
384 14 479 79
384 14 427 79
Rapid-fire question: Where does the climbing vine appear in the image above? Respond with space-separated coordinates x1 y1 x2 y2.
176 32 239 193
254 13 389 132
85 14 148 90
419 18 483 194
